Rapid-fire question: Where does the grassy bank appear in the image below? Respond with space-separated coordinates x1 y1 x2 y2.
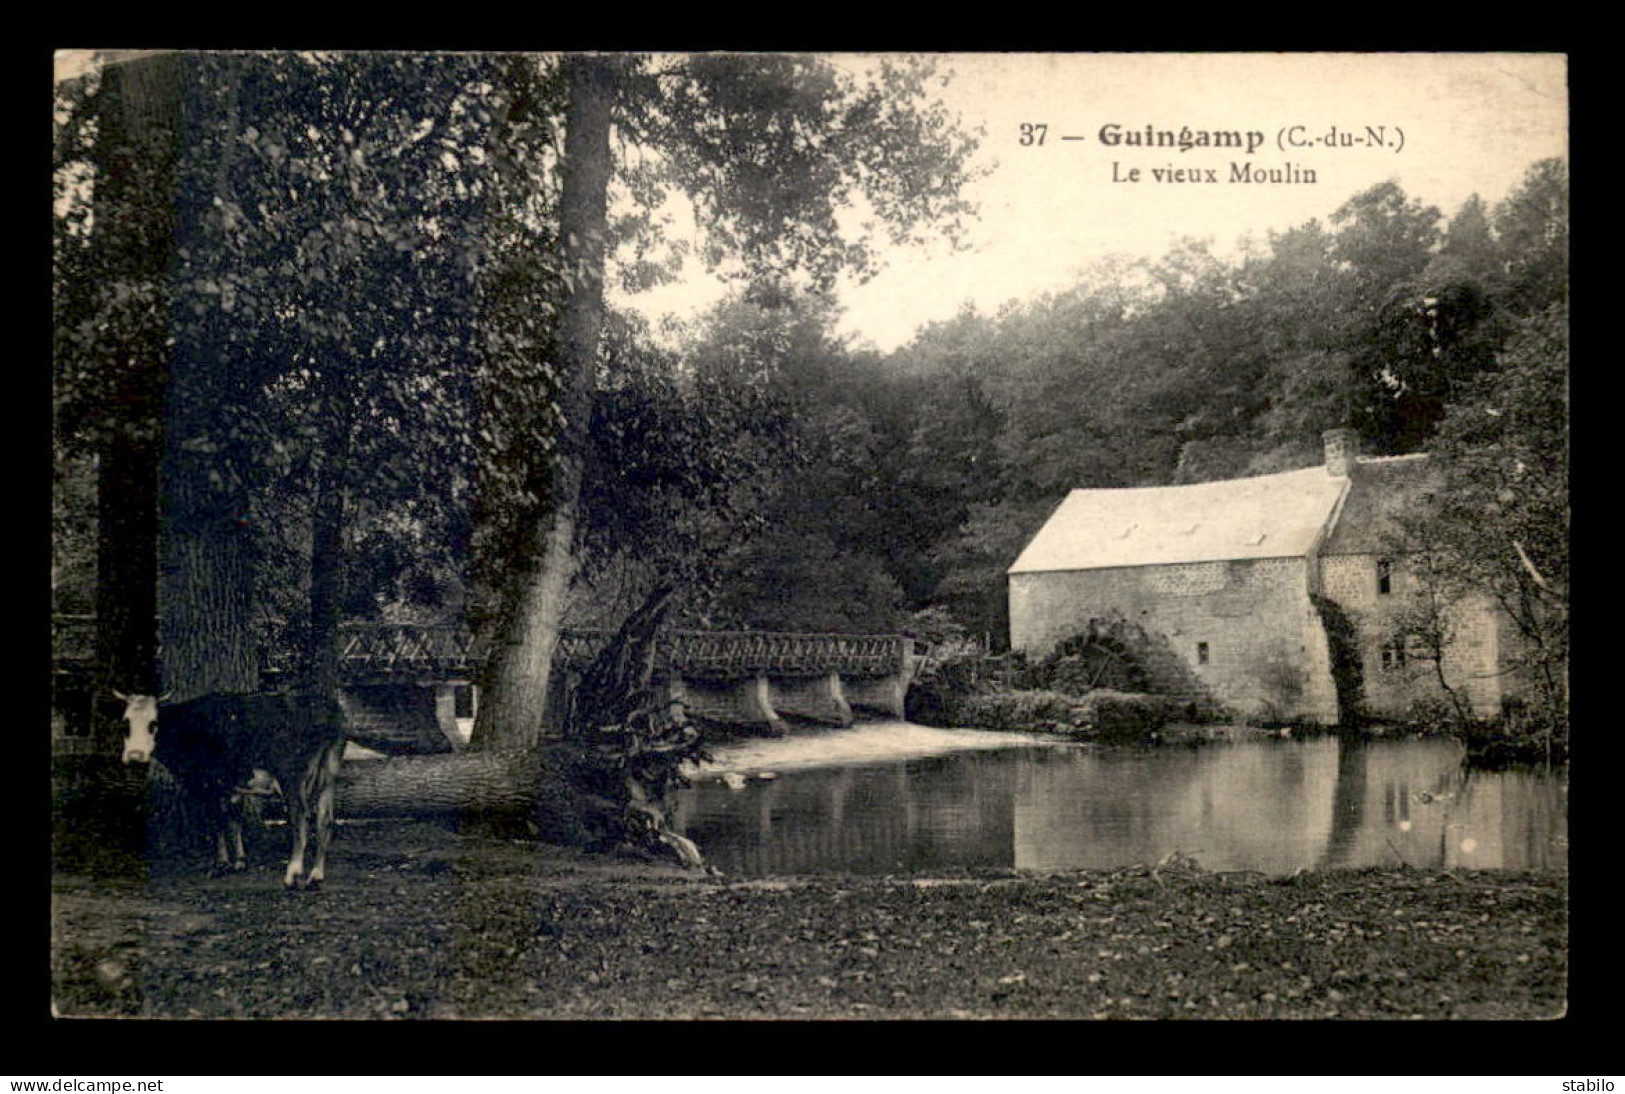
938 688 1191 742
924 684 1569 770
52 818 1566 1020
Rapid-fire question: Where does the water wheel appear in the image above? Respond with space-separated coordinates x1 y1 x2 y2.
1074 638 1145 691
1050 627 1150 694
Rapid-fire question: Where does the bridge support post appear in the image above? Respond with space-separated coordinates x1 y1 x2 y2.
842 672 909 720
667 674 788 736
769 672 853 726
742 675 786 736
428 683 465 751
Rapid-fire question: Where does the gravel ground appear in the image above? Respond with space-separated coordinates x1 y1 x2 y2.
51 817 1567 1021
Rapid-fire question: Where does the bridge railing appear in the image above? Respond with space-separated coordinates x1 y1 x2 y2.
54 617 924 684
551 629 912 678
337 624 485 678
668 631 909 678
336 624 915 680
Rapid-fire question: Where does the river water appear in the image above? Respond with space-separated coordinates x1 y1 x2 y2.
672 722 1568 877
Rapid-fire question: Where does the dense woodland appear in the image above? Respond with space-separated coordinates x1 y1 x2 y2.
54 53 1569 750
568 153 1567 705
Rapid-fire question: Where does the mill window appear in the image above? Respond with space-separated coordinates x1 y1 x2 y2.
1376 558 1394 596
1196 641 1210 665
1380 642 1407 671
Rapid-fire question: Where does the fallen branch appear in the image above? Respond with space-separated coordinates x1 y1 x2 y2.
329 587 711 867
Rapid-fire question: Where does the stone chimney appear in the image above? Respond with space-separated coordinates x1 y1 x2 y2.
1322 428 1360 477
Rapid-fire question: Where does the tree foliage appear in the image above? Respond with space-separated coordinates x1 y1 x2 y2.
606 160 1566 657
56 50 1564 744
1389 303 1568 720
56 53 519 700
821 161 1568 653
455 53 984 747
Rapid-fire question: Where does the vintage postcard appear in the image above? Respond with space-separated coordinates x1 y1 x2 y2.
50 51 1567 1028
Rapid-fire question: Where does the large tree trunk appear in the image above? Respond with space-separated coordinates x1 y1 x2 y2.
339 752 552 817
81 53 259 713
95 431 160 701
335 747 698 865
157 477 259 700
470 55 615 752
337 750 648 855
306 381 353 702
158 56 260 702
90 53 180 732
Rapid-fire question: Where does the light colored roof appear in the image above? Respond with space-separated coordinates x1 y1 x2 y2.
1008 465 1349 574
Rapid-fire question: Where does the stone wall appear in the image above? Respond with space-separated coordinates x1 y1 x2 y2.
1009 557 1340 723
1319 554 1508 720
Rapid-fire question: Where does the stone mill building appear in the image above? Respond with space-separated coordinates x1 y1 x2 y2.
1007 429 1526 725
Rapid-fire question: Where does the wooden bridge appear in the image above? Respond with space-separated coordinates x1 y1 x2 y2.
54 618 928 754
332 624 918 683
326 624 925 748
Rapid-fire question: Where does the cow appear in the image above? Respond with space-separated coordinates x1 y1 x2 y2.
117 691 347 889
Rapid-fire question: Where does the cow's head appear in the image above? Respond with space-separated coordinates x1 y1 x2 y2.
114 690 168 764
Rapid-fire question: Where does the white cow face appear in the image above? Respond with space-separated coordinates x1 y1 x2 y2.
117 692 162 764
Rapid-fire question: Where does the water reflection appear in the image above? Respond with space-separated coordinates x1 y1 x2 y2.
673 732 1567 877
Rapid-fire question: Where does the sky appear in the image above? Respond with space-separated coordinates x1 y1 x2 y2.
616 52 1568 353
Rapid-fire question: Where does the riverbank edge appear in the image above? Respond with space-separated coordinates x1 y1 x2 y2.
912 684 1567 766
50 818 1568 1021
